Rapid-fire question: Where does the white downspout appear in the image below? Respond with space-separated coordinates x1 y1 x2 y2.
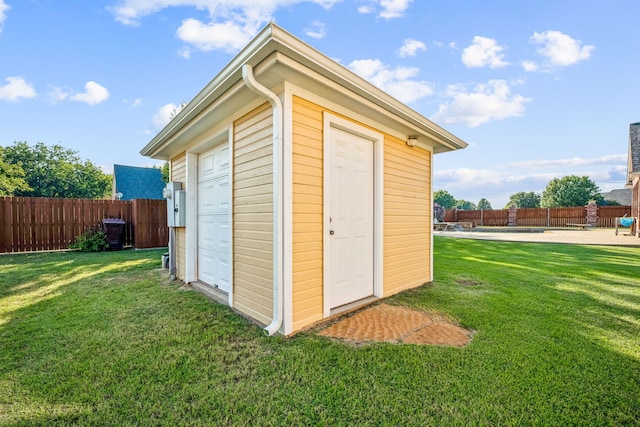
242 64 283 336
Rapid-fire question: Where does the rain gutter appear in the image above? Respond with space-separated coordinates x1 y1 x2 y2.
241 64 284 336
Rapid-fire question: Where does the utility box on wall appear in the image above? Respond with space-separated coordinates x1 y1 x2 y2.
163 182 186 227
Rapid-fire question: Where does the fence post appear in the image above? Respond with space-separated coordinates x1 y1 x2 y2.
508 205 517 227
547 208 550 227
586 202 598 227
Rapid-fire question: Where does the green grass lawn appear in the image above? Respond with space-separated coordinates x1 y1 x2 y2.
1 239 638 426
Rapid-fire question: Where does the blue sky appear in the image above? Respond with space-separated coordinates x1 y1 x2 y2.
1 0 637 207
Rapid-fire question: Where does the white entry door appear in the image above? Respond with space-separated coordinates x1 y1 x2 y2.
328 126 374 308
197 143 230 292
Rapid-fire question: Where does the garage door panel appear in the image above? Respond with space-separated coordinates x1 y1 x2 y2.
198 248 230 289
198 215 229 252
198 177 229 214
198 143 231 293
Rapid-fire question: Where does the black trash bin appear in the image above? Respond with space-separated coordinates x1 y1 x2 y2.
101 218 126 250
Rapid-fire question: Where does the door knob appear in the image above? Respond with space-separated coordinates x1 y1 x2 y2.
329 230 335 235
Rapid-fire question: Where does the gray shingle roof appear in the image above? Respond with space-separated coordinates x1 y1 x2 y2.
113 164 164 200
601 188 632 205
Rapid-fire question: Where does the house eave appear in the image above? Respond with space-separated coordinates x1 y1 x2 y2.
140 23 467 159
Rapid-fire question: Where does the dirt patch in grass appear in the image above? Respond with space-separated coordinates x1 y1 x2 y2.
318 304 473 347
456 277 482 286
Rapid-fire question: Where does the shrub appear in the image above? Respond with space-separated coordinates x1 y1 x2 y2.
69 227 109 252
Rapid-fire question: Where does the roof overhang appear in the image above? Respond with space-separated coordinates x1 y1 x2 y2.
140 23 468 160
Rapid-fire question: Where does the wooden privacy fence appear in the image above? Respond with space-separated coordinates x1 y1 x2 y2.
0 197 168 253
445 205 631 227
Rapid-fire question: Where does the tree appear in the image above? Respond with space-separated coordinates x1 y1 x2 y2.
506 191 541 208
3 141 111 199
477 198 492 210
160 161 170 183
541 175 603 208
0 146 31 196
455 200 476 210
434 189 457 210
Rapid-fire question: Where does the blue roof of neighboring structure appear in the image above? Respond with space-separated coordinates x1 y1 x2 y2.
113 164 165 200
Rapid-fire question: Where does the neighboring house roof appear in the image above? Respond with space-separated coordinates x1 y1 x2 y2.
628 122 640 184
113 164 164 200
601 189 632 205
140 23 467 160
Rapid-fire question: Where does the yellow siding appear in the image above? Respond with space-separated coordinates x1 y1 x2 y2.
291 97 325 331
171 152 187 282
290 96 433 333
232 103 274 326
383 135 431 295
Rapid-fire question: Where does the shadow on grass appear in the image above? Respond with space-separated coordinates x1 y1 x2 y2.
1 242 639 425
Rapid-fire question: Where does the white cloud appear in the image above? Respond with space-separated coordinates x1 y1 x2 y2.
434 166 561 207
355 0 411 18
178 46 191 59
70 81 110 105
436 167 559 207
124 98 143 108
305 20 326 39
434 153 628 208
177 18 259 53
379 0 412 19
436 167 507 187
0 0 9 32
531 30 594 67
348 58 433 103
462 36 509 68
510 154 627 169
432 80 531 127
109 0 340 53
398 38 426 58
604 165 628 184
0 76 37 101
49 81 110 105
48 86 69 102
521 60 538 72
153 102 188 129
109 0 208 26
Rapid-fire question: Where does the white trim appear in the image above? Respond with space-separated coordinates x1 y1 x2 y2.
227 125 234 307
429 150 434 283
187 129 233 305
282 84 294 335
185 151 198 284
323 112 384 318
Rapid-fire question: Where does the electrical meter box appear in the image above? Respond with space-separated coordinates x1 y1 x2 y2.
163 182 186 227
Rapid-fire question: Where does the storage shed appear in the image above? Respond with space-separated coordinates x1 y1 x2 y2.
140 23 468 335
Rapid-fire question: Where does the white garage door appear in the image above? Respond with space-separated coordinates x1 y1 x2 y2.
197 143 230 293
